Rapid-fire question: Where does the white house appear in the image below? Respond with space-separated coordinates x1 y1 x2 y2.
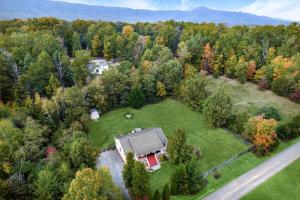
88 58 109 75
115 128 168 171
90 108 100 121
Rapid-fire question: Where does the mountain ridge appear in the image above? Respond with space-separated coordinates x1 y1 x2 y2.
0 0 291 25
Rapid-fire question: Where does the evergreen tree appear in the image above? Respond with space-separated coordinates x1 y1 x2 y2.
122 152 135 190
167 128 193 164
33 168 59 200
153 190 161 200
170 164 189 195
128 86 145 109
45 73 60 97
72 32 82 57
0 52 17 103
132 162 150 200
162 184 170 200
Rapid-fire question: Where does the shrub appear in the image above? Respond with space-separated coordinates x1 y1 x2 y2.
213 170 221 179
276 124 292 140
289 90 300 103
257 78 269 90
0 104 10 119
227 111 250 134
271 75 295 97
288 115 300 136
193 147 202 160
253 132 277 156
243 115 277 141
255 106 281 121
159 154 169 162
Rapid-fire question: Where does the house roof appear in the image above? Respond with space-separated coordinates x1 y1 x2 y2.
116 128 168 156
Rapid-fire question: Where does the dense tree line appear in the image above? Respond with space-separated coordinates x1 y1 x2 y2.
1 17 300 199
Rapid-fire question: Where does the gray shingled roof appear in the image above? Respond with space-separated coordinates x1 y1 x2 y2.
116 128 168 156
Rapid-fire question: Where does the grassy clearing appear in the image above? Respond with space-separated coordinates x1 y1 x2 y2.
207 76 300 122
242 157 300 200
89 99 247 195
89 78 300 200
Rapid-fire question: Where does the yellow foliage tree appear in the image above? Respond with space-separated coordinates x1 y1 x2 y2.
157 81 167 98
122 25 134 38
272 56 294 80
63 168 122 200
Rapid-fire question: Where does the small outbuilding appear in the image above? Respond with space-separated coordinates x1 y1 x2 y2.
88 58 109 75
115 127 168 171
90 108 100 121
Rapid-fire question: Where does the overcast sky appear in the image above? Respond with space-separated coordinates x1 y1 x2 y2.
53 0 300 21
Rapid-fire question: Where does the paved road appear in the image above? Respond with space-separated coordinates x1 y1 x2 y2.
203 141 300 200
96 150 130 199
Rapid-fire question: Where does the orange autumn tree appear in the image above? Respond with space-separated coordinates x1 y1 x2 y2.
243 115 278 155
253 132 277 155
247 60 256 81
201 43 214 73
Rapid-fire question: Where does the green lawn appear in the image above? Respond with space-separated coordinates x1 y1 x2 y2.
89 78 300 200
89 99 247 195
242 157 300 200
172 137 300 200
207 76 300 122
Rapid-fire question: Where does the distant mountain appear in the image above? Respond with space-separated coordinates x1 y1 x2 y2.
0 0 290 25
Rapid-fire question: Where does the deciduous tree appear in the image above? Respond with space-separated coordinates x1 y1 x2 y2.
203 90 232 127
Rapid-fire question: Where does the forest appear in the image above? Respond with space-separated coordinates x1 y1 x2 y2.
0 17 300 200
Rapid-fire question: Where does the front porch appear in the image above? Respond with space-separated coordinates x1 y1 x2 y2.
139 153 161 171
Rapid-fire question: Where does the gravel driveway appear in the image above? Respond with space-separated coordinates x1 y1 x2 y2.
203 141 300 200
96 150 130 199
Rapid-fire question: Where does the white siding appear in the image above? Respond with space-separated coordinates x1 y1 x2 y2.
115 139 126 162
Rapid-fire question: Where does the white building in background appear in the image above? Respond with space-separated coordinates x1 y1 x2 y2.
90 108 100 121
88 58 110 75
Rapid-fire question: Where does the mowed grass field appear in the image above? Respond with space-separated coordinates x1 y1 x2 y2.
89 99 247 195
242 158 300 200
89 78 300 200
207 76 300 122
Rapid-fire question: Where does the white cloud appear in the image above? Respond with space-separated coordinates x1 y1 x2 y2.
180 0 194 10
241 0 300 21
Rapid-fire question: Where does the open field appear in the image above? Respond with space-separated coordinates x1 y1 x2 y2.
242 157 300 200
89 99 247 195
207 76 300 122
